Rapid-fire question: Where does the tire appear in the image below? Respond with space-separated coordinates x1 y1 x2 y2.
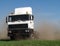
10 36 15 40
29 33 34 39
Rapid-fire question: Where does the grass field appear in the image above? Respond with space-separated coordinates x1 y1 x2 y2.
0 40 60 46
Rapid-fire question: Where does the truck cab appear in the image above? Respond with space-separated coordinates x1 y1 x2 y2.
6 7 34 40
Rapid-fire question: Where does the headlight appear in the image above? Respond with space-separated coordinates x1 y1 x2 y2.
25 30 29 32
8 31 11 33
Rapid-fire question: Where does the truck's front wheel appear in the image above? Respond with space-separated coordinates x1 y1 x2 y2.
10 35 15 40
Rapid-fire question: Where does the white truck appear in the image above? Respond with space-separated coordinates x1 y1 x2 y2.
6 7 34 40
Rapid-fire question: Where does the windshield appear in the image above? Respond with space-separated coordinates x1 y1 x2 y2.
8 15 33 22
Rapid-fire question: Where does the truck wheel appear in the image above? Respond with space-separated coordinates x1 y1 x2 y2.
30 33 34 39
10 36 15 40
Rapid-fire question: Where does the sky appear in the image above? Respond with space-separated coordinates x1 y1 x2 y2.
0 0 60 27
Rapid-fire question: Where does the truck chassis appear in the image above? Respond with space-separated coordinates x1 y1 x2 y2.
8 28 34 40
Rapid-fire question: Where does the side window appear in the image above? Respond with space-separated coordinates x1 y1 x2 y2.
9 17 12 22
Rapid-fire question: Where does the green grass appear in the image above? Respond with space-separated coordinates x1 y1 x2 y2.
0 40 60 46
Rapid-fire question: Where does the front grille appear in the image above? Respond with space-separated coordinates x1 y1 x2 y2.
8 24 28 30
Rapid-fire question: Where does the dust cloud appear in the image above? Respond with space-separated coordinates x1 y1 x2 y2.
34 21 60 40
0 19 60 40
0 18 8 39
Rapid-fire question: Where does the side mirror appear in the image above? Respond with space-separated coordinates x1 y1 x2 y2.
6 17 7 23
30 15 34 20
32 15 34 20
31 15 34 20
